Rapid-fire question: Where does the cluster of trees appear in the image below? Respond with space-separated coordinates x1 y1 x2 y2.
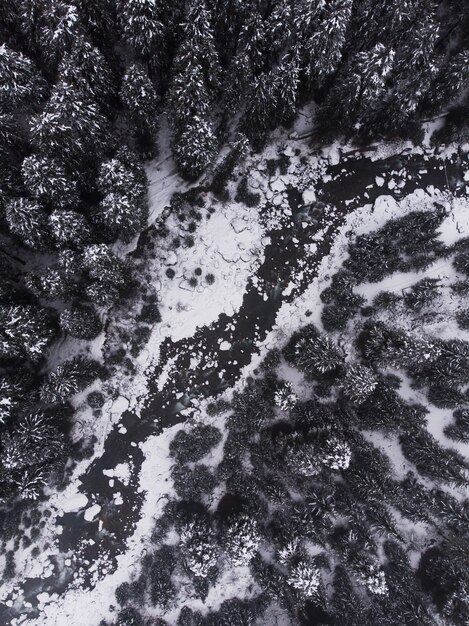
110 318 469 624
109 202 469 624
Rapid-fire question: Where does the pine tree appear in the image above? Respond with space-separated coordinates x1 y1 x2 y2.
118 0 164 59
82 244 130 306
341 364 378 404
2 411 65 470
60 304 102 339
274 382 298 410
400 428 469 486
22 155 79 209
274 53 300 124
37 0 83 69
96 193 145 242
96 155 148 241
25 266 74 301
49 209 91 249
224 514 261 566
287 560 321 598
5 197 50 250
40 356 101 404
58 35 115 105
303 0 353 87
0 44 44 110
172 116 217 180
120 64 160 146
179 519 219 579
296 334 344 375
31 80 108 164
0 304 55 363
168 0 220 177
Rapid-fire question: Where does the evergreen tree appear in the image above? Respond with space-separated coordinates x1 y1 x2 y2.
49 209 91 249
179 519 219 579
95 154 148 241
120 64 160 148
302 0 353 87
40 356 101 404
168 0 220 178
58 35 115 105
60 304 102 339
400 428 469 486
31 80 108 165
118 0 164 60
37 0 83 69
5 197 50 250
224 513 261 566
172 116 217 180
341 364 378 405
0 304 55 362
0 44 44 110
25 266 74 301
22 154 79 209
82 244 130 306
287 560 321 598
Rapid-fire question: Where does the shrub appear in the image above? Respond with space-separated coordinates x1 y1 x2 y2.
137 302 161 324
169 425 222 464
87 390 105 409
234 177 260 207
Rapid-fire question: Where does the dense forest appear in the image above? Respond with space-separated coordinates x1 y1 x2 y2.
0 0 469 512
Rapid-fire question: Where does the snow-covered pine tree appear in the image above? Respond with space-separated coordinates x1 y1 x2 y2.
286 441 321 477
273 52 300 124
31 80 108 165
224 513 262 566
25 266 74 301
287 560 321 597
0 304 55 362
118 0 164 60
82 244 130 306
0 375 26 424
294 332 344 376
5 197 50 250
168 0 220 178
40 356 101 404
274 382 298 410
321 437 352 470
341 364 378 405
13 466 47 500
96 193 144 243
58 35 115 105
179 519 219 579
120 64 160 148
172 116 217 180
0 44 44 110
22 155 79 209
49 209 91 249
303 0 353 87
37 0 83 69
60 304 102 339
189 0 221 87
96 155 148 241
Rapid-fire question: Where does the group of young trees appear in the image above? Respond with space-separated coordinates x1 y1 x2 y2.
108 198 469 624
110 317 469 624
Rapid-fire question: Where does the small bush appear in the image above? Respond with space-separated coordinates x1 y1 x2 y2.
87 390 105 409
169 424 222 464
235 177 260 208
137 302 161 324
